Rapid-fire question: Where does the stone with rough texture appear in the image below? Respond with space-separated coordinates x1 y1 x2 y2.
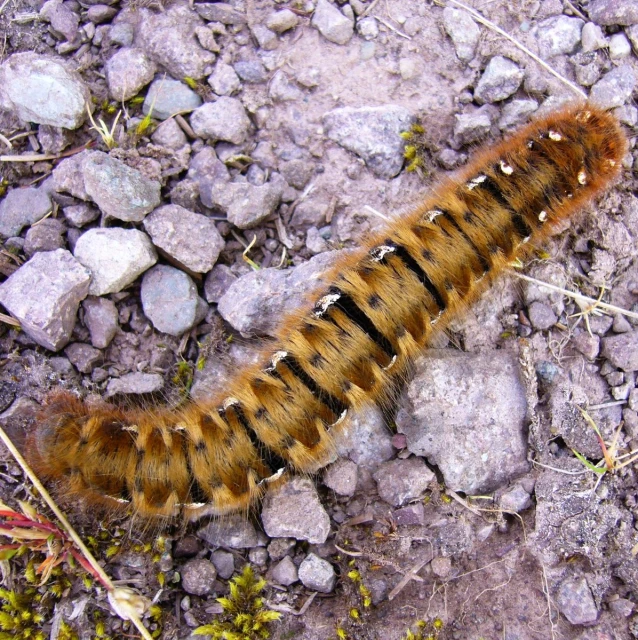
51 150 92 200
499 484 533 512
40 0 79 41
261 477 330 544
209 62 241 96
0 250 90 351
311 0 353 45
0 187 52 239
601 330 638 371
557 577 599 625
581 22 607 52
63 203 99 228
442 8 479 62
204 264 237 303
322 105 414 179
267 9 299 33
105 48 156 101
498 99 538 130
453 106 494 144
535 16 584 58
74 228 157 296
590 64 637 109
298 554 335 594
211 550 234 580
136 5 215 79
528 301 557 330
141 265 207 336
323 459 358 497
0 52 90 129
373 457 435 507
82 296 119 349
208 180 283 230
337 405 395 468
64 343 102 374
181 559 217 596
82 152 161 222
194 2 246 25
397 350 529 494
105 372 164 397
588 0 638 26
270 557 298 586
143 204 224 273
24 219 66 257
218 251 340 335
143 78 202 121
474 56 524 104
197 514 258 548
190 97 251 144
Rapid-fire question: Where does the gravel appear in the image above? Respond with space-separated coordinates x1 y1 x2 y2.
298 553 335 593
142 78 202 121
473 56 525 104
442 7 479 62
190 96 252 144
105 48 156 102
0 187 52 239
311 0 354 45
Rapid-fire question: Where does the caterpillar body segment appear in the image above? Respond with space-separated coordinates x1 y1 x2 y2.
31 104 626 519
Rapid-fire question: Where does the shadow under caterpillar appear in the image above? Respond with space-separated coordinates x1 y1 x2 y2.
29 104 626 519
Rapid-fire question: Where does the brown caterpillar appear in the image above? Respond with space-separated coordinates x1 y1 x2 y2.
29 104 626 520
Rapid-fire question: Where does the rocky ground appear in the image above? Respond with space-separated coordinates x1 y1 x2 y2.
0 0 638 638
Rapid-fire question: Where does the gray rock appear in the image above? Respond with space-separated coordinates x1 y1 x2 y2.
590 64 637 109
190 97 252 144
298 553 335 593
143 78 202 121
588 0 638 26
267 538 296 561
249 24 279 51
233 59 268 84
453 106 493 145
474 56 524 104
261 476 330 544
197 514 258 548
136 5 216 79
40 0 79 41
105 372 164 397
431 556 452 578
581 22 607 52
51 150 92 200
151 118 188 150
143 204 224 273
86 4 117 23
105 48 156 102
442 7 480 62
311 0 353 45
571 332 600 360
266 9 299 33
337 405 395 468
217 251 339 335
208 180 282 230
141 265 207 336
270 556 298 586
249 547 268 566
181 559 217 596
63 203 99 228
628 24 638 51
0 187 52 239
269 71 303 102
82 152 161 222
323 459 358 497
322 105 414 179
194 2 246 25
204 264 237 303
74 228 157 296
396 350 529 494
528 301 557 330
64 342 102 374
535 15 584 58
24 219 66 257
211 550 234 580
0 52 90 129
280 159 314 190
557 577 598 625
373 457 435 507
0 249 90 351
436 521 474 557
601 330 638 371
209 62 241 96
498 99 538 130
609 32 632 58
82 296 118 348
393 503 425 526
109 23 135 47
499 484 532 512
356 16 379 40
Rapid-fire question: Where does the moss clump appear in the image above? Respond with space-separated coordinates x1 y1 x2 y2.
193 565 281 640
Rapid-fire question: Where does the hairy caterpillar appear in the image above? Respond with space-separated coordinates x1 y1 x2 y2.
29 104 626 520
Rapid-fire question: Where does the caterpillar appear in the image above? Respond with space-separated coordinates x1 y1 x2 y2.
28 104 626 520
